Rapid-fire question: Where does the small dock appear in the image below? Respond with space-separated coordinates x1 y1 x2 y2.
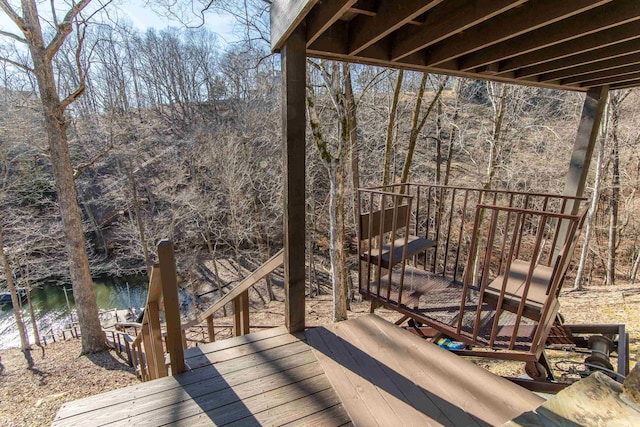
53 315 544 426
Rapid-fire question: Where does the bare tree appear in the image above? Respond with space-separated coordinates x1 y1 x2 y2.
382 70 403 186
605 91 630 286
399 74 447 184
0 224 30 352
306 60 350 321
0 0 109 353
574 113 607 291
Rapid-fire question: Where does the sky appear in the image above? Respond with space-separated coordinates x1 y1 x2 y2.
0 2 238 44
122 3 237 43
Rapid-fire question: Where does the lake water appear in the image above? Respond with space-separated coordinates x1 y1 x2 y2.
0 279 150 350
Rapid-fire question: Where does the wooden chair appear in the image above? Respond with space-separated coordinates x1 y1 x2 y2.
358 191 435 271
480 206 588 323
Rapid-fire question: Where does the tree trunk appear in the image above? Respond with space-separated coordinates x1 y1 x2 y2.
606 96 620 286
443 83 460 187
329 160 348 321
400 75 446 184
344 63 357 306
382 70 403 186
344 63 360 226
485 82 508 190
435 99 443 184
574 133 606 290
23 261 41 349
253 196 274 301
25 284 41 348
203 229 227 316
306 62 349 319
128 159 151 273
22 1 106 353
0 224 30 353
631 248 640 284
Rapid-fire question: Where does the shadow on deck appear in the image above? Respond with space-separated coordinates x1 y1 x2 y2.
53 315 544 426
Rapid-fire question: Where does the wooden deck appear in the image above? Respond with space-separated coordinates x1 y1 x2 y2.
54 316 544 426
53 327 351 426
307 314 543 426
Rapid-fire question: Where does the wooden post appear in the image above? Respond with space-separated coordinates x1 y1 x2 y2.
233 297 242 337
146 302 168 379
157 240 186 375
140 324 156 379
232 292 250 337
282 25 307 334
240 290 250 335
563 86 609 210
206 315 215 342
554 86 608 257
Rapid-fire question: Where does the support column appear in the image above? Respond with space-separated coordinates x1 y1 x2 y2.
562 86 609 209
554 86 608 256
282 25 306 333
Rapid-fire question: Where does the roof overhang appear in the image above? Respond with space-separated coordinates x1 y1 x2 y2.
271 0 640 92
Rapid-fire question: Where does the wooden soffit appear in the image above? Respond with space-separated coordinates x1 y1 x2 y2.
271 0 640 91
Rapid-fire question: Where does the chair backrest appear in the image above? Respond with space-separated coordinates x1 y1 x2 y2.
359 204 410 240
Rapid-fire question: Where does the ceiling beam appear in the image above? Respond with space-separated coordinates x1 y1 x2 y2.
537 52 640 82
504 22 640 76
561 63 640 85
459 0 640 71
271 0 318 51
391 0 526 62
610 79 640 90
308 21 350 55
305 48 576 93
350 0 376 16
348 0 444 56
505 35 640 80
578 70 640 88
423 0 610 67
306 0 357 47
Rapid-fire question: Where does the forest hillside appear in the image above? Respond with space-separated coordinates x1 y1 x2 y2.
0 5 639 323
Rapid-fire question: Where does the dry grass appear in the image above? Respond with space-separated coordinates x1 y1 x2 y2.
0 340 137 427
0 282 637 426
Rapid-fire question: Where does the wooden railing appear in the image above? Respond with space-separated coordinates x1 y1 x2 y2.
125 241 284 382
127 240 183 381
360 184 587 282
181 249 285 341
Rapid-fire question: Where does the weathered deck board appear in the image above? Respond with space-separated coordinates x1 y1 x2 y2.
306 315 544 426
54 317 544 427
55 328 308 419
53 327 350 427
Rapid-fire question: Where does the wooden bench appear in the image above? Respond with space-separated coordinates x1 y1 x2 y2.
483 259 555 321
360 204 434 270
361 236 436 270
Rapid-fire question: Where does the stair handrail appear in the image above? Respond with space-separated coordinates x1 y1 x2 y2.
182 249 285 341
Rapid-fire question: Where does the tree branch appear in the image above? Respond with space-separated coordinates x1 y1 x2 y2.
50 0 59 27
45 0 93 60
0 56 34 73
0 29 27 44
73 142 113 180
60 21 87 111
0 1 28 35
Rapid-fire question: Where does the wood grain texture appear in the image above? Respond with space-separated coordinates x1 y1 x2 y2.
157 240 185 375
53 327 350 427
307 314 544 426
270 0 317 51
281 26 307 334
